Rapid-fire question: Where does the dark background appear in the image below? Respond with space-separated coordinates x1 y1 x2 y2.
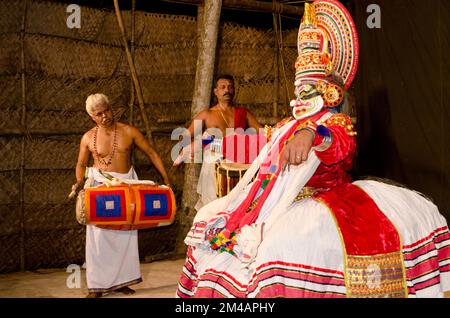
352 0 449 223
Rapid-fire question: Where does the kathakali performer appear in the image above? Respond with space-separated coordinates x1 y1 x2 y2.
176 0 450 298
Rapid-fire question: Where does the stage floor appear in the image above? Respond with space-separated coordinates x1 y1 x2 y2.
0 258 185 298
2 257 449 298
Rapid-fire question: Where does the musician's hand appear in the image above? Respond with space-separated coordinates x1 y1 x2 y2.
163 176 171 187
173 143 193 168
281 129 315 172
172 160 185 168
67 181 84 200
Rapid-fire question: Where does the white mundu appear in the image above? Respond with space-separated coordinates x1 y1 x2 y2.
85 167 142 293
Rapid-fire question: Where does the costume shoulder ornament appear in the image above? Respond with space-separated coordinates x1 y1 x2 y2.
324 113 357 136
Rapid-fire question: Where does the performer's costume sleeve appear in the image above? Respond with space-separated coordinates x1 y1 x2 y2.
312 114 356 166
303 113 357 189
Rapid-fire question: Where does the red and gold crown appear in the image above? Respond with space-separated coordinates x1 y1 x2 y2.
291 0 359 119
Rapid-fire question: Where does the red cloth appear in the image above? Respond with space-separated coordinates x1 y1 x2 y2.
315 183 401 255
222 133 267 164
221 107 266 164
234 107 248 129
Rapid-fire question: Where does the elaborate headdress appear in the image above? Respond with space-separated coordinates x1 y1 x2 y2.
291 0 359 120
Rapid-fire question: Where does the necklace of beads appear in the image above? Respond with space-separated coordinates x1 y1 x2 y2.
93 123 117 168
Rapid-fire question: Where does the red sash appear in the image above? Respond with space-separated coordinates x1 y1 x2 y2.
315 183 407 297
222 107 264 164
315 183 401 255
234 107 248 129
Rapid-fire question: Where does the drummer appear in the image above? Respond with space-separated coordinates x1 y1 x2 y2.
173 74 262 210
72 93 170 298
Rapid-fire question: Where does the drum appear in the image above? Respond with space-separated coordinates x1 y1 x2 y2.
215 162 251 197
75 184 176 230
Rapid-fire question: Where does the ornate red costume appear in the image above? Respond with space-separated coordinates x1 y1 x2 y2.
177 0 450 298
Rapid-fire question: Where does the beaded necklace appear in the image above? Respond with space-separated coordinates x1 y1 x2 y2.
93 123 117 169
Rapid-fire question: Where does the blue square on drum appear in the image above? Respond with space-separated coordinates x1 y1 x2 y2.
143 193 168 216
95 194 122 217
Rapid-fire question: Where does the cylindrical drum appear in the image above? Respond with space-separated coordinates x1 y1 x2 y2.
215 162 251 197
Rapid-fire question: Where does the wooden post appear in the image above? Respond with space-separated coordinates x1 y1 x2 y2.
176 0 222 254
276 16 293 117
19 0 28 272
113 0 154 145
272 13 279 118
191 0 222 115
129 0 136 126
129 0 136 166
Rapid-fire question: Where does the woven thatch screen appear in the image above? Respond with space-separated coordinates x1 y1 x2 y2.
0 0 298 273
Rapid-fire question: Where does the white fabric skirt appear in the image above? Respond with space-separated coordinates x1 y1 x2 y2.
177 180 450 298
85 167 142 293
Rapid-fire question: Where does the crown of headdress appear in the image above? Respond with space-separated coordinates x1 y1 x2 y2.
291 0 359 119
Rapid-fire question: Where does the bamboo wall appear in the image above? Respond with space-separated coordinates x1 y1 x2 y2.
0 0 298 273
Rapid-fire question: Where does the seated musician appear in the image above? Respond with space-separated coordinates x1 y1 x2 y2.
72 93 170 298
173 74 262 210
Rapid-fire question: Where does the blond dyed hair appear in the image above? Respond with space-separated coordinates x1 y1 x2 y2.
85 93 110 115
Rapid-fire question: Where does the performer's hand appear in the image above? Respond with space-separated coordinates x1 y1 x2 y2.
281 129 315 171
